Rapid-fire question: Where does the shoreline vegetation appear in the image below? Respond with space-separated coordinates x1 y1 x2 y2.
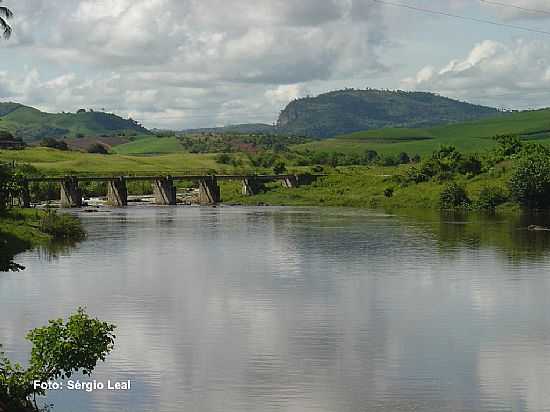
0 209 85 272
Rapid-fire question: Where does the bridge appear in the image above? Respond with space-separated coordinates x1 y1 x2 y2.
19 173 322 208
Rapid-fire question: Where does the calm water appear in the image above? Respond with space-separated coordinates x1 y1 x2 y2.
2 206 550 412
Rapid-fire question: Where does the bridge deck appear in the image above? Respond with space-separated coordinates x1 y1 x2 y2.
26 174 325 183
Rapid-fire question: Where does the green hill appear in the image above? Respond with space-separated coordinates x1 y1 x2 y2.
295 108 550 156
0 102 150 142
277 89 502 138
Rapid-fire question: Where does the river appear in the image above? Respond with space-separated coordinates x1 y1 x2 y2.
2 206 550 412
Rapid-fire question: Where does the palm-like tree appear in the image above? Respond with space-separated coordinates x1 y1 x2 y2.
0 0 13 39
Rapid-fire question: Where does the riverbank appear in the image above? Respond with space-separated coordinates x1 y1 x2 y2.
0 209 85 272
220 165 518 212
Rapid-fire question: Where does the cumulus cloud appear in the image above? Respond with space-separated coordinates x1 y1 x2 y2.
0 0 392 128
2 0 550 127
401 39 550 109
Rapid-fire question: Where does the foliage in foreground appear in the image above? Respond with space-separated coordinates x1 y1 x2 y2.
0 308 116 412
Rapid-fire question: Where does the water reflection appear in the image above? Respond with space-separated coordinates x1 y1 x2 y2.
1 206 550 412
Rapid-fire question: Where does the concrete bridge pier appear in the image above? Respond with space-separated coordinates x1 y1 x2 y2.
152 176 177 205
199 176 221 204
282 175 299 189
60 177 83 208
107 177 128 207
19 179 31 208
242 177 265 196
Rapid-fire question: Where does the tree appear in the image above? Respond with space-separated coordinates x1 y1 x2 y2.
0 162 22 211
509 153 550 209
0 1 13 40
0 308 116 411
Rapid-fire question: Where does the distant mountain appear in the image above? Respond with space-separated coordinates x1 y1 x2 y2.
0 102 150 142
276 89 503 138
182 123 276 135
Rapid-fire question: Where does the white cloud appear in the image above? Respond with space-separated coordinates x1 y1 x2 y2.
3 0 550 128
0 0 390 128
401 39 550 109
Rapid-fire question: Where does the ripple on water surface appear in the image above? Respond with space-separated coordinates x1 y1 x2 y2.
2 207 550 411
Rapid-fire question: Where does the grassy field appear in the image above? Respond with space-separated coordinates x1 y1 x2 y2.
295 109 550 156
0 147 228 175
112 137 185 155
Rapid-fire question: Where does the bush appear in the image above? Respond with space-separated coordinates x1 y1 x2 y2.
509 153 550 208
458 155 483 176
87 143 109 154
475 186 509 211
439 182 470 209
494 134 522 159
215 153 232 164
40 137 69 151
380 155 398 166
397 152 410 164
40 210 86 241
273 161 287 175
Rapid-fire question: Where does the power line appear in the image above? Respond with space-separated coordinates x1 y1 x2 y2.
372 0 550 35
479 0 550 16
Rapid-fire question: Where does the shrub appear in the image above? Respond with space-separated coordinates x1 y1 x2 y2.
87 143 109 154
509 153 550 209
273 161 287 175
406 166 430 184
363 150 379 164
458 155 483 176
215 153 232 164
475 186 509 211
439 182 470 209
397 152 410 164
40 210 86 241
494 134 522 159
380 155 398 166
40 137 68 151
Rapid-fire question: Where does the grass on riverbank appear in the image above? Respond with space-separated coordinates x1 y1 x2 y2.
0 209 85 271
220 165 516 211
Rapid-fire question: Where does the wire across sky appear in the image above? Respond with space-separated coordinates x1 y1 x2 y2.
372 0 550 36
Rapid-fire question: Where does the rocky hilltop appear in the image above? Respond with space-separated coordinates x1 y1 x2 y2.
276 89 502 138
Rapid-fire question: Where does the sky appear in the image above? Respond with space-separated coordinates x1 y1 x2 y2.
1 0 550 129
